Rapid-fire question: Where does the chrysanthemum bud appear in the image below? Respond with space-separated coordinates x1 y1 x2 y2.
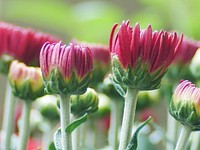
169 80 200 130
190 49 200 80
71 88 99 117
110 20 183 90
72 40 111 88
39 42 93 95
91 93 111 119
34 95 60 121
137 90 160 111
9 60 44 100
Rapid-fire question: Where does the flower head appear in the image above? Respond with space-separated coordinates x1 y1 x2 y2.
72 40 111 88
9 60 44 100
169 80 200 130
40 42 93 95
190 49 200 79
71 88 99 117
0 22 58 69
173 38 199 64
110 20 183 90
34 95 60 121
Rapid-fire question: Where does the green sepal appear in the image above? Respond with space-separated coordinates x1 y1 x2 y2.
0 54 14 75
169 100 200 131
111 55 166 90
110 75 126 97
125 116 152 150
9 78 44 101
43 69 91 96
53 128 62 150
65 113 88 133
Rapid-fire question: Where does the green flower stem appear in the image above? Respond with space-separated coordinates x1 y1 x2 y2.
190 132 200 150
18 101 31 150
108 100 121 150
119 88 139 150
1 80 15 150
175 125 192 150
72 116 81 150
60 95 72 150
42 122 53 150
166 112 178 150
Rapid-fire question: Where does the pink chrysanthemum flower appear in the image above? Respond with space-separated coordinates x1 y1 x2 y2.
72 40 111 87
170 80 200 130
173 38 199 64
0 22 58 74
110 20 183 90
39 42 93 95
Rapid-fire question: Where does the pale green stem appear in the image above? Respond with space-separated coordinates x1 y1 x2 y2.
72 115 81 150
175 125 191 150
166 111 178 150
60 95 72 150
1 80 15 150
80 122 87 147
42 122 53 150
109 100 121 150
190 132 200 150
118 88 139 150
18 101 31 150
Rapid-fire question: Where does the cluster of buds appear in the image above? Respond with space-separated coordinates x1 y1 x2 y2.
169 80 200 130
8 60 44 100
40 42 93 95
110 20 183 90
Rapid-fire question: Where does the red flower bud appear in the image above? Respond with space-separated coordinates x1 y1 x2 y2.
40 42 93 95
110 20 183 90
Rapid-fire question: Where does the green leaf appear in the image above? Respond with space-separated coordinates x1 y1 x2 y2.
65 113 88 133
53 128 62 150
125 116 152 150
48 142 56 150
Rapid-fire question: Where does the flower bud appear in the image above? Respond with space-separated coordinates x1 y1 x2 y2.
71 88 99 117
72 40 111 88
137 90 160 111
0 54 14 74
34 95 60 121
40 42 93 95
91 93 111 119
190 49 200 80
110 20 183 90
169 80 200 130
9 60 44 100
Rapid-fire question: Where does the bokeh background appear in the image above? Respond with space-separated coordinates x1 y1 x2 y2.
0 0 200 149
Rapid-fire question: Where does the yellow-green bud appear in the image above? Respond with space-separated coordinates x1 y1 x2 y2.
71 88 99 117
9 60 44 101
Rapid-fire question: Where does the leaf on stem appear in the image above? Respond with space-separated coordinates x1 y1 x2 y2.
125 116 152 150
65 113 88 133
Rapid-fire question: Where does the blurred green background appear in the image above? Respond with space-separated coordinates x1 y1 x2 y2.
1 0 200 44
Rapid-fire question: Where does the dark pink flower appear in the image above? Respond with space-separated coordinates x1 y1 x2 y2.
72 40 111 87
0 22 58 65
110 20 183 90
40 42 93 95
173 38 199 64
110 20 183 73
